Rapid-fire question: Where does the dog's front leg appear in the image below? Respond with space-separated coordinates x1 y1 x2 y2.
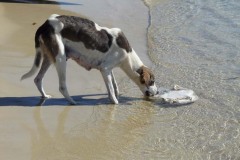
101 69 119 104
111 71 119 98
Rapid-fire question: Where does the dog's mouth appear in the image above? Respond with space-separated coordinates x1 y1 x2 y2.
145 90 159 97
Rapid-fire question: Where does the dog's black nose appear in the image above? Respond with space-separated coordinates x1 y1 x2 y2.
145 91 151 97
156 91 159 94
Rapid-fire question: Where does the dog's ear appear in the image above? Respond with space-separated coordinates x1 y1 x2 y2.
136 67 145 84
136 66 152 85
136 67 143 75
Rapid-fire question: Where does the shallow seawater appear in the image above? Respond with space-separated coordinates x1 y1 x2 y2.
144 0 240 159
1 0 240 159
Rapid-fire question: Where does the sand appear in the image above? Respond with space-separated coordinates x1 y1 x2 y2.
0 1 151 159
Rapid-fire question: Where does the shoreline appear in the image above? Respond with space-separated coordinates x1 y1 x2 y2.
142 0 153 65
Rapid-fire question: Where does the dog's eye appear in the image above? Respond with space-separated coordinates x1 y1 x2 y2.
149 80 154 86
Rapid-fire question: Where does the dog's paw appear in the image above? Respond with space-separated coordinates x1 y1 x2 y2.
69 101 77 105
41 95 52 99
110 98 119 105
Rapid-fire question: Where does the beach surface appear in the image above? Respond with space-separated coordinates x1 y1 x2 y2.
1 0 240 159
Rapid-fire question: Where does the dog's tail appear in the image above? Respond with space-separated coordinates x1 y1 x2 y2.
21 51 42 81
21 21 45 81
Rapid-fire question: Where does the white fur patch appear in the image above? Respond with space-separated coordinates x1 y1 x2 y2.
48 14 64 33
94 23 121 39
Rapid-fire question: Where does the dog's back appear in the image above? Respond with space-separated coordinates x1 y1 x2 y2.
34 15 132 70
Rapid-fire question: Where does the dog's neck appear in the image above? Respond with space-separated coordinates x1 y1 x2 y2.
120 49 144 86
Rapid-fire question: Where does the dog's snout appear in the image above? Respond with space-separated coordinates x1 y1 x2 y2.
145 89 159 97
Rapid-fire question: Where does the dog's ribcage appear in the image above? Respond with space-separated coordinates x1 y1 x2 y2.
63 38 107 70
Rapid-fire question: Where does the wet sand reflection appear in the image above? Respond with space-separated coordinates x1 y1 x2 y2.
25 104 154 159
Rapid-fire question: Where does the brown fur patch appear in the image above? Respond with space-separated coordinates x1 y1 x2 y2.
116 32 132 53
136 66 155 86
41 34 59 62
35 20 59 63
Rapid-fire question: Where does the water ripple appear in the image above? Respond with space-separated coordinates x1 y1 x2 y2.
145 0 240 158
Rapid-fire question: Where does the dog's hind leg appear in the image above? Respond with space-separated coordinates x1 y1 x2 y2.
55 52 77 105
40 29 76 105
34 55 51 99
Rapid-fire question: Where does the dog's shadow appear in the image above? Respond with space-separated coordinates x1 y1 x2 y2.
0 94 141 107
0 94 193 107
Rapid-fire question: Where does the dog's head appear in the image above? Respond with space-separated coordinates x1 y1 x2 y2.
136 66 158 97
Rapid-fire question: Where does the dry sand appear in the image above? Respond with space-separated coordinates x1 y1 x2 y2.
0 1 150 159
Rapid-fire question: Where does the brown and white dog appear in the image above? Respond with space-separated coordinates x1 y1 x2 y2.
21 14 158 105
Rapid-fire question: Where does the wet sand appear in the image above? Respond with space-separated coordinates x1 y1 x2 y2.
0 1 153 160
